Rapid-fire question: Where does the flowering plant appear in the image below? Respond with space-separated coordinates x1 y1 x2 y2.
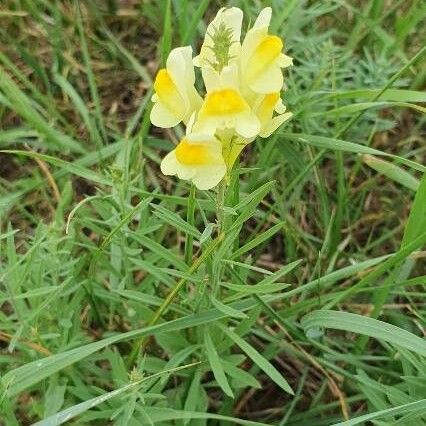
151 7 292 190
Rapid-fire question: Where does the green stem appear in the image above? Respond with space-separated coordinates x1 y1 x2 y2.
210 181 227 301
184 184 196 265
127 233 224 367
216 180 226 235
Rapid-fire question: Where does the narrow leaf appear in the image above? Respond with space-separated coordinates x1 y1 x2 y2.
363 154 420 191
205 330 234 398
210 296 248 319
302 310 426 356
217 323 294 395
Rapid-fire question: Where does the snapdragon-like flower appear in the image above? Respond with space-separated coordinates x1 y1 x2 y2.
161 132 226 190
253 93 293 138
151 7 293 190
151 46 202 128
240 7 292 94
194 64 260 139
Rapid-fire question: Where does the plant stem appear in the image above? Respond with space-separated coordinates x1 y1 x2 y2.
184 184 196 265
216 180 226 235
211 179 228 302
127 233 224 367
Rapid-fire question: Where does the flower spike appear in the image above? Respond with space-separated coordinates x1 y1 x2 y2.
151 7 293 190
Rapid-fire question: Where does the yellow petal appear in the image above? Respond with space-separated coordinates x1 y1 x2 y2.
201 63 239 93
246 35 283 85
150 100 181 128
153 69 185 117
253 7 272 29
253 35 283 66
192 164 227 190
161 134 226 190
278 54 293 68
256 92 280 125
234 113 261 139
175 138 213 166
161 151 181 175
249 64 284 94
201 89 248 116
167 46 196 87
259 112 292 138
152 47 202 128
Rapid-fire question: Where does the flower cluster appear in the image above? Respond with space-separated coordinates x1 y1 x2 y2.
151 7 293 190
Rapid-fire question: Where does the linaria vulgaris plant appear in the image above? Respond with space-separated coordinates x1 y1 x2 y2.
151 7 293 190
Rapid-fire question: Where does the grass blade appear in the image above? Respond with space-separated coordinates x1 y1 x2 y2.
302 310 426 356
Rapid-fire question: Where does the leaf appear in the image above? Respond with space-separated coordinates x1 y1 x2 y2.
143 407 271 426
402 173 426 246
1 295 273 397
324 88 426 103
231 222 285 259
90 197 153 270
0 150 110 186
160 0 172 66
283 133 425 172
222 259 273 275
312 101 426 117
230 181 276 231
323 231 426 308
183 368 203 423
278 254 390 300
331 399 426 426
200 223 215 244
182 0 210 43
220 360 261 389
32 363 199 426
159 346 200 386
205 329 234 398
217 323 294 395
0 67 84 153
53 73 101 145
151 204 202 239
363 155 420 191
135 234 187 271
222 282 291 295
257 259 302 286
301 310 426 356
210 296 248 319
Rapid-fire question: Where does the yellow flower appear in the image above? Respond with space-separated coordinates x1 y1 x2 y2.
160 133 226 190
151 46 202 128
253 92 293 137
194 64 261 139
193 7 243 72
240 7 292 94
153 7 294 190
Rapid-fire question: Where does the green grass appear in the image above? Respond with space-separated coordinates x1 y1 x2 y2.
0 0 425 425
